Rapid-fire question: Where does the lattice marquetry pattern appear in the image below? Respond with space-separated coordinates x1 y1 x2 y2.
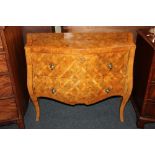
32 52 128 104
32 52 129 78
25 32 136 122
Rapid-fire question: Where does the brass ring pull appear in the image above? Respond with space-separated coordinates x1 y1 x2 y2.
49 64 55 70
51 88 56 94
104 88 111 94
107 63 113 70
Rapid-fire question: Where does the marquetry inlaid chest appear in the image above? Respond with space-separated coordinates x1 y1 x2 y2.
25 32 136 122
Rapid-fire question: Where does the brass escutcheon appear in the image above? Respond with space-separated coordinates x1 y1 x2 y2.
49 64 55 70
51 88 56 94
107 63 113 70
104 88 111 94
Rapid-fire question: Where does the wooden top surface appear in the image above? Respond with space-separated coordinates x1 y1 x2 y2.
25 32 135 49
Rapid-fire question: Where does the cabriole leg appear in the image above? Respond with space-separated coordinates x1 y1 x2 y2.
120 95 130 122
31 97 40 121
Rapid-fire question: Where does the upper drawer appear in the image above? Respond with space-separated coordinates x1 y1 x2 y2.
0 75 14 99
0 54 8 73
32 52 129 78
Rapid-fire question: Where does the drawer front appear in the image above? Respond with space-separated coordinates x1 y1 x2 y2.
33 75 125 104
0 75 14 99
0 98 18 121
143 102 155 117
147 84 155 101
32 52 129 79
0 54 8 73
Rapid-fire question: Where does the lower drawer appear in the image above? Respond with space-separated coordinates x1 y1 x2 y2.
0 75 14 99
0 98 18 121
33 76 124 104
143 102 155 117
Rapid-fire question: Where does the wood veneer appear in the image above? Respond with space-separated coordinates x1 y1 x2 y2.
132 28 155 128
25 32 136 122
0 54 8 73
0 26 29 128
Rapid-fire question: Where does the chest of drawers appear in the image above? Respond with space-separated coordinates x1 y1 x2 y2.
132 29 155 128
25 32 136 122
0 26 29 128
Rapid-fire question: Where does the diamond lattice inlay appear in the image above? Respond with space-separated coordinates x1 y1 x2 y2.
32 52 128 104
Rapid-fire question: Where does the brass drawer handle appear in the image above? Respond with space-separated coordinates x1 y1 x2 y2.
107 63 113 70
49 64 56 70
51 88 56 94
104 88 111 94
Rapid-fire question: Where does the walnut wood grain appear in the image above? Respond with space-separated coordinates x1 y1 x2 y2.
0 31 3 52
0 75 14 99
0 54 8 73
0 98 18 121
147 84 155 101
4 27 29 117
143 102 155 117
0 26 29 128
25 32 136 122
132 28 155 128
